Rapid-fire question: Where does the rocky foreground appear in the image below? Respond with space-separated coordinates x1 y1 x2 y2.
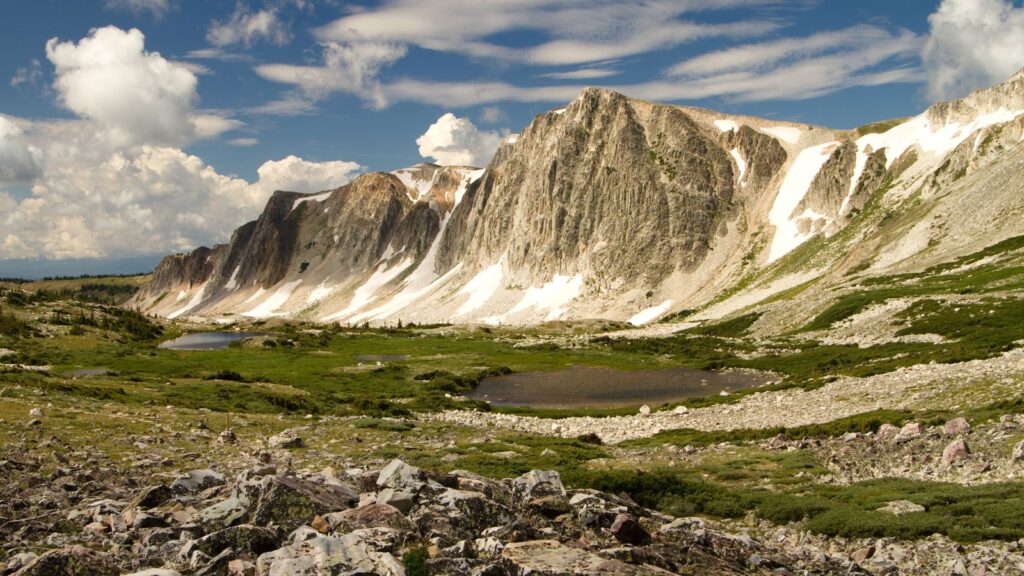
1 451 873 576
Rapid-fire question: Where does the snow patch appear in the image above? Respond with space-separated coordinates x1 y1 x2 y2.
242 288 266 305
714 119 738 132
506 134 518 144
508 274 584 321
175 290 187 302
168 284 207 320
306 283 334 305
224 266 241 290
455 263 503 316
323 259 413 321
243 280 302 318
856 108 1024 170
761 126 802 144
291 191 332 212
768 142 838 262
393 167 437 201
629 300 674 326
729 148 746 184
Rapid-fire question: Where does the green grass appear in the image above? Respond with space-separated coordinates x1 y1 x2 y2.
564 465 1024 543
686 312 762 337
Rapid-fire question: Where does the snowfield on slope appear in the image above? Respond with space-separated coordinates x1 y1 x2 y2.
768 142 838 262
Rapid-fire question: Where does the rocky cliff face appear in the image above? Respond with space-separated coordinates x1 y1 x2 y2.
133 67 1024 326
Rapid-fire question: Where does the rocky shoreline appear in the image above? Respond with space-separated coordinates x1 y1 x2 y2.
427 349 1024 444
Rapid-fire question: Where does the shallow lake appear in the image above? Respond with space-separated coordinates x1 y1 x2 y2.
158 331 269 350
467 365 774 408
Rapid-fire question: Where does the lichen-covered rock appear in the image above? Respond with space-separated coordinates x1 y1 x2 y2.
171 469 225 493
195 525 281 557
255 534 402 576
499 540 670 575
11 546 117 576
322 503 414 534
513 469 565 502
251 475 358 532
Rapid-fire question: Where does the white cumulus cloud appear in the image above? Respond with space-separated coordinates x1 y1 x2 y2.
45 26 210 146
0 116 40 183
0 26 363 260
416 113 505 167
255 155 363 194
923 0 1024 101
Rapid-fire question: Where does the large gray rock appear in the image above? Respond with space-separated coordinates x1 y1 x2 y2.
195 525 281 557
171 469 225 493
322 503 414 534
11 546 117 576
499 540 669 575
376 459 427 492
251 475 358 532
512 470 565 502
255 535 403 576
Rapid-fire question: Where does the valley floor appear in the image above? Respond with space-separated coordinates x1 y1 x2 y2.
3 287 1024 574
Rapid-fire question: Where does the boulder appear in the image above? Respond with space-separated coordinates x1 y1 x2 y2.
376 459 427 493
171 469 225 493
267 431 303 449
512 470 565 502
499 540 667 575
195 525 281 557
877 500 925 515
895 422 922 442
195 492 252 531
194 548 236 576
376 488 415 514
255 534 402 576
943 417 971 437
11 546 117 576
251 475 358 532
610 514 651 545
322 503 414 534
1012 440 1024 463
943 438 971 464
876 423 900 439
130 484 177 509
437 489 513 532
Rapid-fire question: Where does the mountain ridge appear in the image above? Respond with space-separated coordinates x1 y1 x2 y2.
132 69 1024 328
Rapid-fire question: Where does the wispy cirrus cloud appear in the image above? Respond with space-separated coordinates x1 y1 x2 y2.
252 0 784 111
539 67 620 80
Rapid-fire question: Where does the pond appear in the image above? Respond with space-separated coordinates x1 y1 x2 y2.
158 331 269 351
466 365 774 408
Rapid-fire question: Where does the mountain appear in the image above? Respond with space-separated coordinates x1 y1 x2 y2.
132 69 1024 328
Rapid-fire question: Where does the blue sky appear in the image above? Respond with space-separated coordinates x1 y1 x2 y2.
1 0 1024 274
